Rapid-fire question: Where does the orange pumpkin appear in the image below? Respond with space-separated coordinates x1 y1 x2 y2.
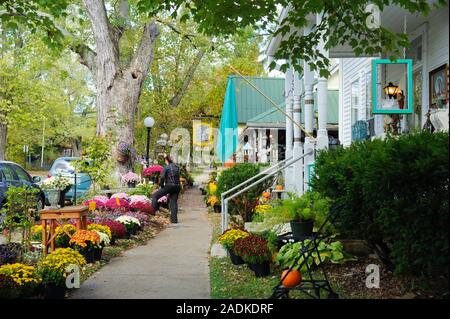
281 269 302 288
275 185 283 191
262 191 271 198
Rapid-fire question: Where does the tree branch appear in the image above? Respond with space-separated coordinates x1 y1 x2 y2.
156 18 197 49
169 49 205 107
129 21 160 80
73 43 97 74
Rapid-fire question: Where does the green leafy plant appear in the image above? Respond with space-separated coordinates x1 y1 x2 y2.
275 240 355 272
258 191 332 233
75 136 112 192
1 185 39 257
312 131 449 276
217 163 272 223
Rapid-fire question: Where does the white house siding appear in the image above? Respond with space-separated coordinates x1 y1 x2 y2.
427 8 449 73
339 6 449 145
340 58 374 146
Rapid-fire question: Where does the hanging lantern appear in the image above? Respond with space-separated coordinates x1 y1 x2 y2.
384 82 401 99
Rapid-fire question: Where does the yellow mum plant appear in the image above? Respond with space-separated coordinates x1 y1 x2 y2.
87 223 112 239
207 195 219 207
38 248 86 274
208 182 218 195
0 263 41 287
218 228 250 250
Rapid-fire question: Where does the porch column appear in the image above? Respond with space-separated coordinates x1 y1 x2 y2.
285 67 294 191
303 58 315 193
271 128 279 163
292 69 304 195
259 129 268 163
249 129 257 163
316 13 329 150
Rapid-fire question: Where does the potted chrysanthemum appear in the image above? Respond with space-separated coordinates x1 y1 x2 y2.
218 228 250 265
234 234 272 277
36 248 86 299
115 215 141 238
69 230 100 263
121 171 140 188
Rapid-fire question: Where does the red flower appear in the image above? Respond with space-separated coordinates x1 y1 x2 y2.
101 220 127 239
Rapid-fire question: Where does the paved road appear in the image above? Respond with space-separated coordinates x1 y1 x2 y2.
70 185 212 299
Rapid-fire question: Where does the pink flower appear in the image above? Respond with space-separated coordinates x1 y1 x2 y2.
157 195 168 204
105 198 130 209
111 193 130 201
121 171 139 183
143 165 163 177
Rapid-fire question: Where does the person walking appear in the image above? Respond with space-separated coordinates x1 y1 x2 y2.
151 155 182 223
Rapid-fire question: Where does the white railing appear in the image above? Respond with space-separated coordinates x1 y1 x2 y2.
220 150 312 233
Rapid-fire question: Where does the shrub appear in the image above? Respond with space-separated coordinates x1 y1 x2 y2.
234 234 271 264
217 163 272 223
311 131 449 276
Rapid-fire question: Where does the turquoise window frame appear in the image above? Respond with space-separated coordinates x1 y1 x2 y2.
372 59 413 114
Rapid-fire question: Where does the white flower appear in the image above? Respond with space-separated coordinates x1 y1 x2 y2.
95 231 110 246
115 215 141 226
41 174 74 190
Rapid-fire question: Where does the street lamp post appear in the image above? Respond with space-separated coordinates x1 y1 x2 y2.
144 116 155 166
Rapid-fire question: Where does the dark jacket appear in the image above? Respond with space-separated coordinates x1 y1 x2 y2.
160 163 180 187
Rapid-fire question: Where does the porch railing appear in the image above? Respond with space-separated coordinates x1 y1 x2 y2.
220 150 312 233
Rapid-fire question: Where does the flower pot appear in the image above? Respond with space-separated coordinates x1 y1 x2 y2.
214 205 221 214
127 182 136 188
228 249 245 265
80 248 95 264
41 285 66 299
110 237 116 246
290 220 314 238
58 190 66 208
46 189 60 208
93 246 103 261
250 262 270 277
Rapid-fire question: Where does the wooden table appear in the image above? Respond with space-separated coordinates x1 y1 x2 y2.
40 206 89 255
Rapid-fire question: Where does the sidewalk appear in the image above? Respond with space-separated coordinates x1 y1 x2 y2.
70 185 212 299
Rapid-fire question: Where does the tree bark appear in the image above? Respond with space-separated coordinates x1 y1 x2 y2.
83 0 159 176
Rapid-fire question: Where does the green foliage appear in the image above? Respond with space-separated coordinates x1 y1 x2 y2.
136 0 444 77
275 240 355 272
75 137 112 191
217 163 272 223
258 191 332 233
126 183 157 197
311 131 449 276
1 186 39 253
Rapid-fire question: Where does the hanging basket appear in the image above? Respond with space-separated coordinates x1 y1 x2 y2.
116 151 129 164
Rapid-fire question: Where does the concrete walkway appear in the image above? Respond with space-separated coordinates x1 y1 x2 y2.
70 183 212 299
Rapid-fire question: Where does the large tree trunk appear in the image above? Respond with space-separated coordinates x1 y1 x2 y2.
0 121 6 160
83 0 159 178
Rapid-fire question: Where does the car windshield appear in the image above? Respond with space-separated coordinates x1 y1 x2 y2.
54 159 90 174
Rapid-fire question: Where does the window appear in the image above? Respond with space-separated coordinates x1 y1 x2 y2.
0 165 18 181
351 79 359 125
407 35 423 66
407 69 423 131
366 72 372 119
12 165 31 182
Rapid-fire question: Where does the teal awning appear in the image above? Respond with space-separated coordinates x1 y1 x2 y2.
215 77 238 163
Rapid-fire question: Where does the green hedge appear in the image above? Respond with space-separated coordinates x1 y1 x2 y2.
311 131 449 276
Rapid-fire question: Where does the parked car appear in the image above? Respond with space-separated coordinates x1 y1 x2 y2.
0 160 45 209
48 157 92 203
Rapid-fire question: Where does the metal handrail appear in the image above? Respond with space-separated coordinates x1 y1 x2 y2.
221 150 312 232
220 156 293 231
